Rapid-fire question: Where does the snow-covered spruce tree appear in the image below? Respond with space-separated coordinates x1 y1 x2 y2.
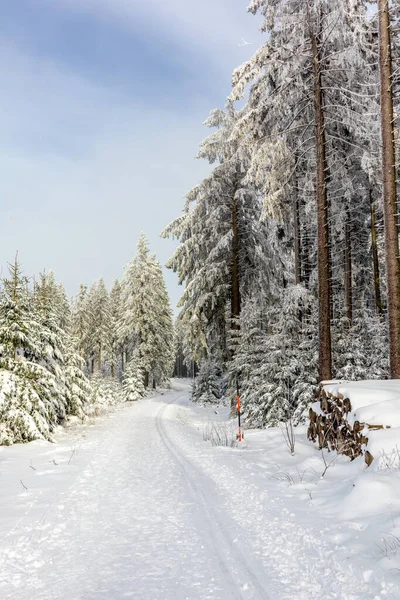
0 256 40 360
122 233 174 389
0 259 95 445
0 258 59 443
32 271 70 420
83 279 113 375
33 271 93 421
230 0 373 382
163 107 273 385
87 374 123 415
192 359 223 404
123 352 146 401
232 286 318 427
33 273 70 360
147 254 175 387
71 283 90 360
63 336 92 419
109 279 123 378
173 318 192 378
333 309 389 381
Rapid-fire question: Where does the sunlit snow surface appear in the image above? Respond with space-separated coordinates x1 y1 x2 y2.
0 380 399 599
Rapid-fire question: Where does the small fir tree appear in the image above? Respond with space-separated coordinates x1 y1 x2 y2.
123 354 146 402
192 359 223 403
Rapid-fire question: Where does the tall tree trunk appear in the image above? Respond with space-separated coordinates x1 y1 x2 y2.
294 182 305 324
378 0 400 377
309 19 332 382
303 222 312 289
231 196 241 328
294 185 302 286
370 189 383 316
98 346 102 374
344 210 353 326
231 195 241 410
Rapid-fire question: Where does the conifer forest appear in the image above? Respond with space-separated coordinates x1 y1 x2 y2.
4 2 400 599
0 234 174 444
2 0 400 442
165 0 400 426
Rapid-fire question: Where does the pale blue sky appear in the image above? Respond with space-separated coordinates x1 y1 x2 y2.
0 0 264 309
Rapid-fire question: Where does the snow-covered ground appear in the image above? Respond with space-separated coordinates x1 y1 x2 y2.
1 380 400 599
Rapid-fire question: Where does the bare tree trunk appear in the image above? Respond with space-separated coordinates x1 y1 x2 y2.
309 19 332 382
303 223 312 289
231 194 242 411
345 209 353 326
378 0 400 377
370 189 383 316
294 186 302 285
231 196 241 328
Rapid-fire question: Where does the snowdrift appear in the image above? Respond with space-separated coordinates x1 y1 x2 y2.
308 380 400 467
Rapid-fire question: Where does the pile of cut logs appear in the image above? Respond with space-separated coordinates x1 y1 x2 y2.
307 385 387 466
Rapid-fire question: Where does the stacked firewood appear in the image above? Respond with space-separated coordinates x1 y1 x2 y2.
307 386 385 466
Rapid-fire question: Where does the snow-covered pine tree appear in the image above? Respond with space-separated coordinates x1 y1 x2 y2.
0 257 59 443
148 253 175 387
71 283 90 360
333 308 389 381
63 336 92 419
192 359 223 404
173 318 192 378
0 255 40 361
164 107 273 382
91 278 112 374
33 273 69 365
123 351 146 401
109 279 123 378
33 271 94 422
232 286 318 427
84 279 112 375
230 0 372 383
32 271 70 420
122 233 174 389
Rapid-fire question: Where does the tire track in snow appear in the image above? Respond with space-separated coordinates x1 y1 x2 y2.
164 392 391 600
155 397 270 600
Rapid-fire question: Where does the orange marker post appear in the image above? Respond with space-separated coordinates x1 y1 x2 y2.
237 389 243 442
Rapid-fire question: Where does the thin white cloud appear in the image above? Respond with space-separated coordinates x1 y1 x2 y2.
47 0 265 72
0 43 210 308
0 41 129 156
0 1 265 308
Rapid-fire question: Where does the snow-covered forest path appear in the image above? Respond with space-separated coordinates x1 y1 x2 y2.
0 382 396 599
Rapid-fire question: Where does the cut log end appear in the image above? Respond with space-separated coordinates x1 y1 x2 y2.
365 450 374 467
